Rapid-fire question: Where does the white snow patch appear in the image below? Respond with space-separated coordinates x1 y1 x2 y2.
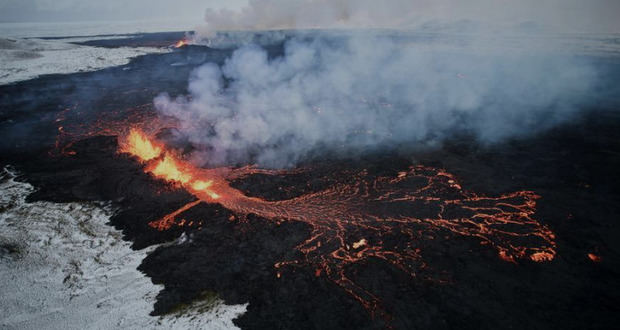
0 38 169 85
0 166 247 330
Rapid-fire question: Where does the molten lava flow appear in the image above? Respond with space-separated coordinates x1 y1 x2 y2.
149 154 192 184
174 39 188 48
119 129 557 318
150 200 202 231
51 104 177 157
120 128 162 161
119 128 221 209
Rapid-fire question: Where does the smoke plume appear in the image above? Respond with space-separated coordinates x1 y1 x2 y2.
152 0 618 167
155 30 598 167
193 0 620 37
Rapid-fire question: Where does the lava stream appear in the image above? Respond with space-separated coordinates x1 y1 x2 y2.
174 39 188 48
119 128 557 317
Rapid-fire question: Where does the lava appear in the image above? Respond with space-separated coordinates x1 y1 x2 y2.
120 128 162 161
174 39 188 48
149 199 202 231
119 129 557 318
51 104 176 157
149 154 192 184
588 253 602 262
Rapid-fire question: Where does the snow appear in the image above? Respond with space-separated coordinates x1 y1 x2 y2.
0 166 246 330
0 37 169 85
0 19 200 85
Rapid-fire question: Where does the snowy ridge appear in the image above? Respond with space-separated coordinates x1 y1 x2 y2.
0 166 246 330
0 37 169 85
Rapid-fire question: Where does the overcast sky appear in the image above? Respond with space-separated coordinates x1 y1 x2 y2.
0 0 247 23
1 0 618 33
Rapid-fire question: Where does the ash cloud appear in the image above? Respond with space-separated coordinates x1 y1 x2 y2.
155 31 598 167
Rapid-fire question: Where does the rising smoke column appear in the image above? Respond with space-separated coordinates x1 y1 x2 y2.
155 31 597 167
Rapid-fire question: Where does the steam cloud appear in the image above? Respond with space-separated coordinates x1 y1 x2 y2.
194 0 620 36
154 0 609 167
156 34 597 167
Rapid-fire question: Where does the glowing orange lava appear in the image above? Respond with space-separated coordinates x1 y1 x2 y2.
119 129 557 317
150 199 202 231
149 154 192 184
120 128 162 161
50 104 177 157
530 251 556 262
588 253 602 262
174 39 188 48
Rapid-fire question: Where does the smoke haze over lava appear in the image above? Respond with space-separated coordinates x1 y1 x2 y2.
155 32 598 167
150 0 620 168
195 0 620 35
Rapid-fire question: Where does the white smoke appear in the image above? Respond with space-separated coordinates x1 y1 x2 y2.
195 0 420 38
152 0 619 167
155 31 598 167
193 0 620 39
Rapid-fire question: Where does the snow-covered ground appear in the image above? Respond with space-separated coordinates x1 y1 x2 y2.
0 166 246 330
0 19 202 85
0 37 169 85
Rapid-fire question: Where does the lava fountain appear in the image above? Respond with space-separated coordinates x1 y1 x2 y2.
119 128 557 316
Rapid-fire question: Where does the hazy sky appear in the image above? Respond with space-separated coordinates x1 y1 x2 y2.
196 0 620 33
0 0 247 23
1 0 618 33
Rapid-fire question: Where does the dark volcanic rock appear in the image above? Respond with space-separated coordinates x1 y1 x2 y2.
140 213 380 329
14 135 197 248
229 155 412 201
72 31 189 48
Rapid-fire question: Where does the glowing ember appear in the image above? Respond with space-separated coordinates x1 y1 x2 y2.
119 130 557 318
499 250 515 263
588 253 602 262
352 239 367 249
530 251 555 262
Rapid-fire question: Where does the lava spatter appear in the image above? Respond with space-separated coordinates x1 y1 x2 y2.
120 129 557 318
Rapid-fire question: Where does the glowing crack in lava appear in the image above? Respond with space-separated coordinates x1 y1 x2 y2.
120 128 557 315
